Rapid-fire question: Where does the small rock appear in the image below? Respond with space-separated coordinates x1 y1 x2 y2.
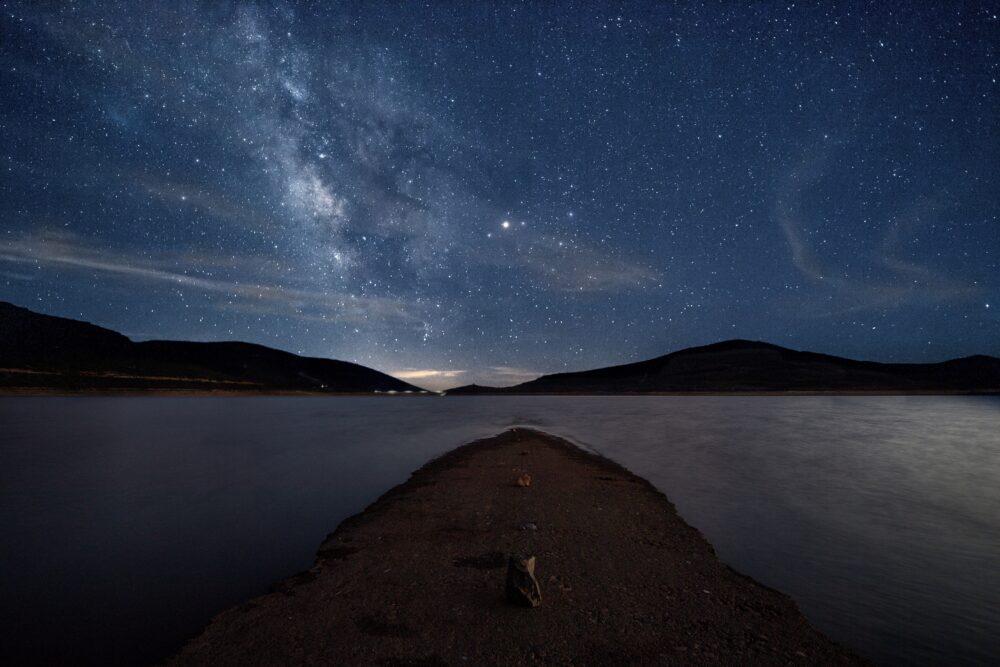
521 522 538 531
505 555 542 607
516 473 532 487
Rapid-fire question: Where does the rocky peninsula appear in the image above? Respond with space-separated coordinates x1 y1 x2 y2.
169 429 866 666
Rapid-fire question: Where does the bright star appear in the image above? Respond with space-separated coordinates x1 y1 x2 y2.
501 220 511 229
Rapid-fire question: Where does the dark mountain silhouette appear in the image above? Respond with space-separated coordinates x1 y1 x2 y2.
444 383 503 395
447 340 1000 394
0 301 422 393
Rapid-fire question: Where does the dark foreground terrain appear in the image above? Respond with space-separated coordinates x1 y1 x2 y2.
169 429 867 666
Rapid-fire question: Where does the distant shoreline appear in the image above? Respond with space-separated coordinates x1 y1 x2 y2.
0 387 439 397
2 387 995 397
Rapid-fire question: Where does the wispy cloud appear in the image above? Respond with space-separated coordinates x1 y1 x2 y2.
775 152 839 286
134 172 272 231
0 230 419 324
775 151 977 316
474 233 661 294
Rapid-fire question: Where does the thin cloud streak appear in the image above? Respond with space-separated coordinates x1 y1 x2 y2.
472 232 661 294
392 369 467 379
489 365 541 382
390 368 467 391
0 231 419 324
134 172 272 231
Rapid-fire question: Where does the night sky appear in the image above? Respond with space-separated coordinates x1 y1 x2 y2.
1 2 997 389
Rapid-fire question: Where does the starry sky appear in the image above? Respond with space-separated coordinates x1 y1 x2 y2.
1 2 997 390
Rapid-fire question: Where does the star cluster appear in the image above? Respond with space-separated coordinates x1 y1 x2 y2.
1 2 997 389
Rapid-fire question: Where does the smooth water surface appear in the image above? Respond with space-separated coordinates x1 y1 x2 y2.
1 396 998 665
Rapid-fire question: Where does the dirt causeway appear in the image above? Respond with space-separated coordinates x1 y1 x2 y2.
169 428 867 666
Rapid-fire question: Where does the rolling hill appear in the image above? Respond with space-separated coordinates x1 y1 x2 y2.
447 340 1000 394
0 301 422 393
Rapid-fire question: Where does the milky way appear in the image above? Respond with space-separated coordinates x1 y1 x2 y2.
1 2 997 388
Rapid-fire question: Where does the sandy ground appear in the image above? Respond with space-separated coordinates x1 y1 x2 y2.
168 428 867 666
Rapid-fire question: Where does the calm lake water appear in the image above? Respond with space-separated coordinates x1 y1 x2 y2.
1 396 998 665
